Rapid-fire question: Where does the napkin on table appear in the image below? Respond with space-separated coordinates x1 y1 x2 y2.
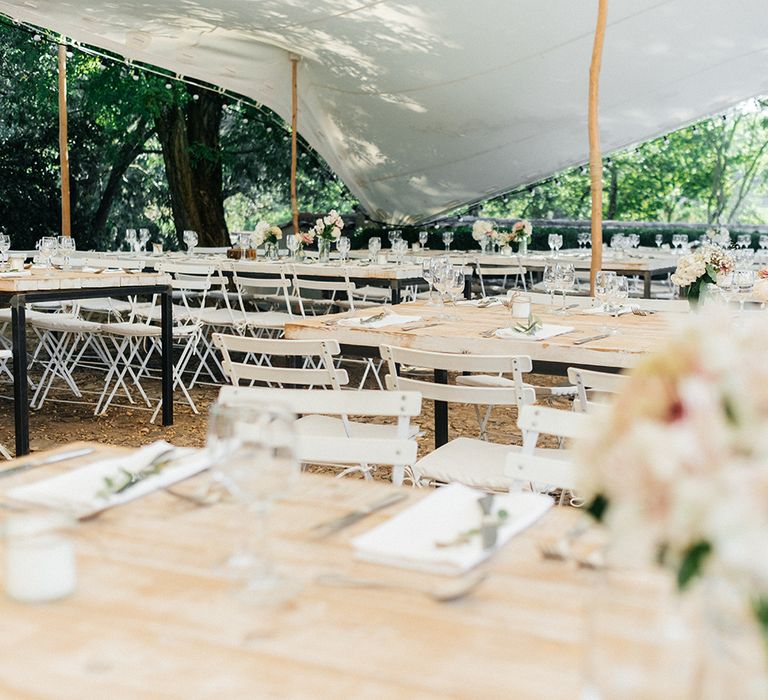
577 305 633 316
352 483 552 575
337 313 422 329
8 441 210 518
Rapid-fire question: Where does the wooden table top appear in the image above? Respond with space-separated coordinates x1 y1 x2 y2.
0 268 169 294
0 443 686 699
284 300 679 369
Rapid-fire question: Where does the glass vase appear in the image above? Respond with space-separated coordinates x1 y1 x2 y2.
518 238 528 255
318 238 331 263
265 242 278 261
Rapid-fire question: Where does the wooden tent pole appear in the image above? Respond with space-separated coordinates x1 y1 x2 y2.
588 0 608 294
290 54 300 236
57 43 71 237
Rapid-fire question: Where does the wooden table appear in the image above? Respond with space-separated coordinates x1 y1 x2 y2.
0 269 173 455
0 443 682 699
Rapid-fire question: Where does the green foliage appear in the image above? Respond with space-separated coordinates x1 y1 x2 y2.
676 540 712 590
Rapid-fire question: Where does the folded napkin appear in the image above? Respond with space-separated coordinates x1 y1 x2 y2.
0 271 32 278
353 483 552 575
578 305 633 316
8 441 210 518
494 323 574 341
337 313 421 329
457 298 502 307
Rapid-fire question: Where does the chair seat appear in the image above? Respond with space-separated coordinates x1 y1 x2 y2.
30 314 103 333
100 322 199 338
455 375 578 397
412 437 564 490
353 285 392 301
295 414 419 440
78 298 134 313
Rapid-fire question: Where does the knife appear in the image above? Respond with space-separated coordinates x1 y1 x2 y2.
573 333 610 345
0 447 95 480
312 492 408 537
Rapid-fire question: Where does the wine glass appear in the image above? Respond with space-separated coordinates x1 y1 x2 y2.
595 271 617 313
442 231 454 252
418 230 429 250
387 230 401 248
0 234 11 269
183 230 198 255
759 235 768 254
207 402 299 602
431 257 451 309
286 234 300 260
138 228 150 252
447 268 466 306
336 236 351 264
554 263 576 314
368 236 381 263
543 263 558 306
737 234 751 250
422 258 435 305
125 228 137 253
608 276 629 331
548 233 558 255
40 236 57 268
577 232 589 249
655 234 663 248
552 234 563 256
58 236 75 270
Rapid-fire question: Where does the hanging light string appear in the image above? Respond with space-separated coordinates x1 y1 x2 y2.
0 11 336 179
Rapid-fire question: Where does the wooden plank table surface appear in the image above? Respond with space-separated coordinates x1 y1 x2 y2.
0 443 682 699
0 268 169 293
284 299 680 371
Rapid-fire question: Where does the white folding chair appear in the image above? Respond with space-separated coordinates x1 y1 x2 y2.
291 272 357 316
216 387 421 484
567 366 629 412
505 405 593 503
475 259 527 297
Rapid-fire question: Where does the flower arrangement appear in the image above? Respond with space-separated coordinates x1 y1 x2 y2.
670 244 735 302
472 220 495 243
249 221 270 248
706 225 731 247
311 210 344 241
263 226 283 245
510 219 533 243
754 268 768 303
577 314 768 639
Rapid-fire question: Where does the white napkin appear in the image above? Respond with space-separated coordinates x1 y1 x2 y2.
577 305 633 316
494 323 574 341
457 298 502 307
337 313 421 329
8 441 210 518
352 483 552 575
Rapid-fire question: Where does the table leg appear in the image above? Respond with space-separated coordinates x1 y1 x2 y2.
160 287 174 426
11 296 29 456
643 273 652 299
434 368 448 448
464 273 473 300
390 280 401 305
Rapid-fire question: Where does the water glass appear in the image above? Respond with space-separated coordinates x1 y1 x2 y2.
737 234 751 250
40 236 57 268
286 234 300 260
543 263 558 306
554 263 576 314
422 258 435 304
138 228 150 251
183 230 198 255
759 235 768 252
418 230 429 250
655 234 663 248
595 271 617 313
207 402 299 602
577 232 589 249
447 268 465 305
442 231 454 252
125 228 137 252
0 233 11 268
387 230 401 248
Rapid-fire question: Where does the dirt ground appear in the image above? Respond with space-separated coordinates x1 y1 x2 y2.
0 364 570 481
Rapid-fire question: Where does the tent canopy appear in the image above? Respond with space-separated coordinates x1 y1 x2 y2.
2 0 767 224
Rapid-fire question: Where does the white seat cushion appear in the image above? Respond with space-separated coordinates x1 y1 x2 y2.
295 414 419 440
455 375 578 397
99 322 198 338
30 315 103 333
412 437 565 490
78 298 134 313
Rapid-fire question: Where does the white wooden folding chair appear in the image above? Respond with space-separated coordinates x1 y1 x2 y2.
475 259 527 297
216 387 421 484
291 272 357 316
567 366 629 412
505 405 593 503
229 264 295 336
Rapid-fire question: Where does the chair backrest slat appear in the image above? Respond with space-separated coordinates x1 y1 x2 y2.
567 367 628 410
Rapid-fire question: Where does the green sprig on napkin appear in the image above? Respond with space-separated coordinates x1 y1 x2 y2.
98 449 178 498
513 314 542 335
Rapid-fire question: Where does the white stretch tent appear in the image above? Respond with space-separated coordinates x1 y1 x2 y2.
2 0 768 224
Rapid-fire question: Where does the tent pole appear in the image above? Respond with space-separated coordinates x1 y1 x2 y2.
588 0 607 294
57 43 71 237
290 54 300 236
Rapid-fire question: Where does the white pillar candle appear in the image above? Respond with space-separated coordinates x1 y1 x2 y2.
377 253 388 265
512 296 532 318
5 512 76 603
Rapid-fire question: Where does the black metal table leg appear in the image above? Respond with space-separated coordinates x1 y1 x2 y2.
10 295 28 456
160 286 174 426
390 279 401 305
464 272 473 299
643 272 652 299
434 368 449 448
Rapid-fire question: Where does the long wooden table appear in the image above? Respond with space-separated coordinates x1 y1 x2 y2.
0 443 683 699
0 269 173 455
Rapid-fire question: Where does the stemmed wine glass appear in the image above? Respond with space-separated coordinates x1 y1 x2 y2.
608 276 629 331
759 235 768 254
543 263 558 306
554 263 576 314
138 228 150 252
183 230 198 255
395 238 409 264
733 269 755 314
40 236 57 269
737 234 751 250
368 236 381 263
336 236 351 264
442 231 454 252
387 230 401 249
286 234 300 260
58 236 75 270
447 268 466 306
126 228 138 253
577 232 589 249
418 230 429 250
655 234 663 248
422 258 435 304
207 402 300 602
0 234 11 269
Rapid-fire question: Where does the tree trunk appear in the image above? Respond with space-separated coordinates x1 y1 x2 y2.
154 92 229 247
